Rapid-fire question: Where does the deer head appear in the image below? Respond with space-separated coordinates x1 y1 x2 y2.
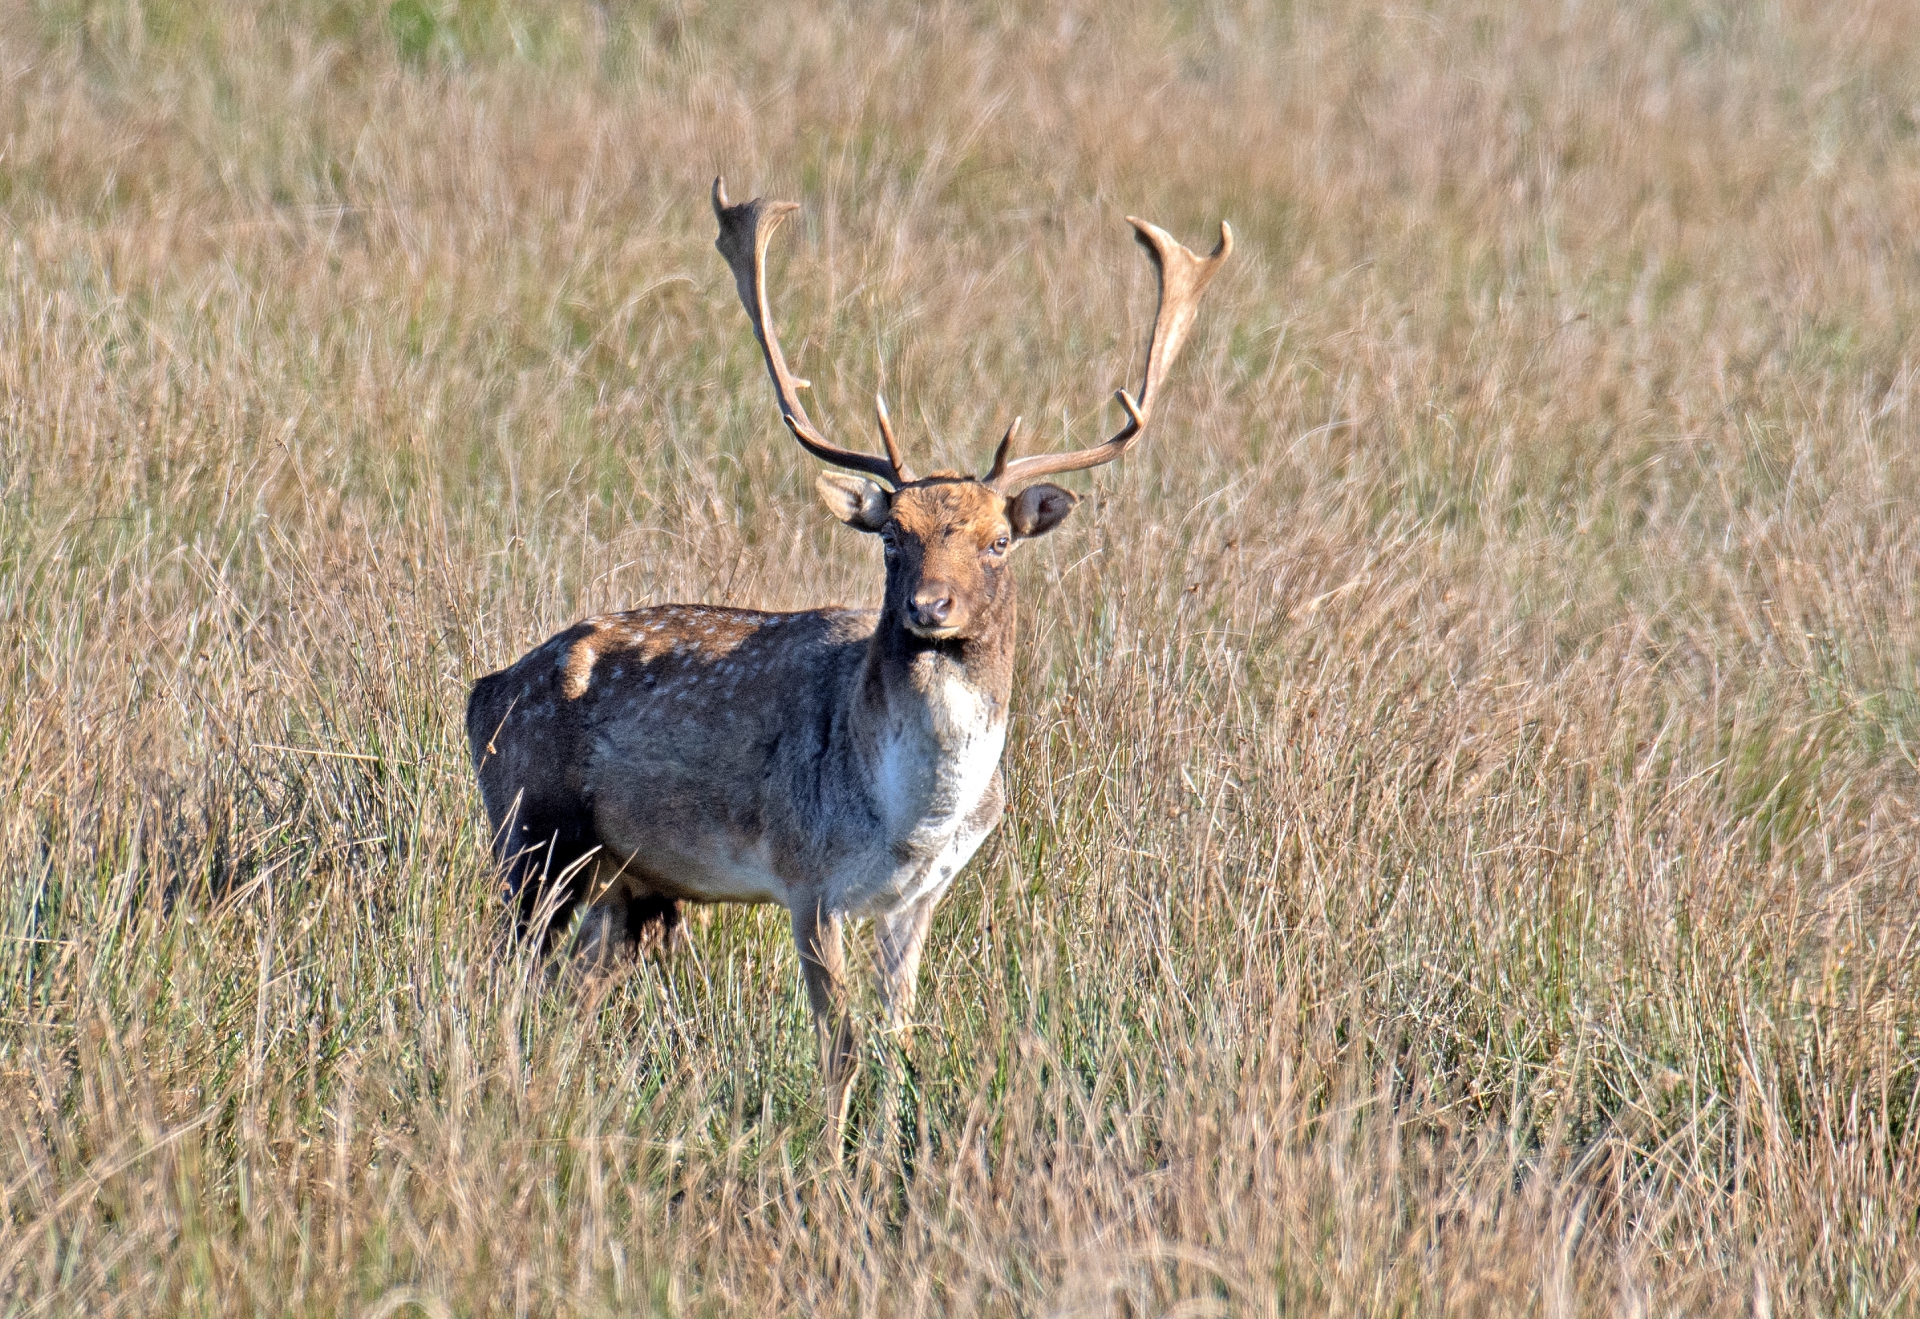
712 178 1231 644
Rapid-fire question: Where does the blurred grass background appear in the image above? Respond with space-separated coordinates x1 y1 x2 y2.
1 0 1918 1313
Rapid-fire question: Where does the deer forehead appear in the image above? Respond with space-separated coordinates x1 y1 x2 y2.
889 481 1006 543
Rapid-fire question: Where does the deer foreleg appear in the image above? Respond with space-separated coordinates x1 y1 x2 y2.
869 896 938 1159
874 897 937 1033
792 902 855 1135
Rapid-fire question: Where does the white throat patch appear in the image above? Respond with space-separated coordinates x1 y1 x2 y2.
872 660 1005 843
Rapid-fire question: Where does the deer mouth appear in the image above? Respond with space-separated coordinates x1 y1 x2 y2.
903 620 964 641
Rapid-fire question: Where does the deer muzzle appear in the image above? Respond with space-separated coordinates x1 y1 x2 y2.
906 585 963 638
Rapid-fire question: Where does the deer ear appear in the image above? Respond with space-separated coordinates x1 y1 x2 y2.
1007 483 1078 539
816 471 892 532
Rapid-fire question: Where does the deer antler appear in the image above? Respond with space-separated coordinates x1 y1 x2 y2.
713 178 915 487
985 216 1231 492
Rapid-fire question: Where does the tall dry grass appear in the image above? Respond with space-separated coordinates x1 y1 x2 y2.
1 0 1918 1313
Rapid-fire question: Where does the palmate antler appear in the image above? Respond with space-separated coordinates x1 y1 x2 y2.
983 216 1232 493
713 178 915 487
716 177 1230 493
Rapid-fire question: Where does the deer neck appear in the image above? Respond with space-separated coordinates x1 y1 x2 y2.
852 576 1016 835
865 570 1016 721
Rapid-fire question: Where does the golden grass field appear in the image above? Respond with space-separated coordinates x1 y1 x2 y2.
2 0 1918 1312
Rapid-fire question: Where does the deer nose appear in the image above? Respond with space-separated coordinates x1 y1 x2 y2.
910 589 954 628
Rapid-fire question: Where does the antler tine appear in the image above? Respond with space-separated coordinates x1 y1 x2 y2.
712 178 905 487
985 216 1231 493
873 394 916 485
983 416 1023 487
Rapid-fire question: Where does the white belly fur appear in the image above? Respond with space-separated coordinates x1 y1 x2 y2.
593 830 792 908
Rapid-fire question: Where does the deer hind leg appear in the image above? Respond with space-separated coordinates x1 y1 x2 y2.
622 892 685 953
567 885 689 1006
489 794 600 955
512 833 599 954
572 875 685 970
791 902 856 1139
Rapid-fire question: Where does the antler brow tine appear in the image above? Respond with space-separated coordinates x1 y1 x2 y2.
983 416 1023 488
985 215 1232 492
873 394 916 485
712 178 906 487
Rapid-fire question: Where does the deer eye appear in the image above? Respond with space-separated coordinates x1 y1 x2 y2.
988 535 1011 555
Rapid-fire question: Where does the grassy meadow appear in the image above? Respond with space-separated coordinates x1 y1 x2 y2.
2 0 1919 1312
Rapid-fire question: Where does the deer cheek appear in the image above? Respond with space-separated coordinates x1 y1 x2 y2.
978 557 1004 604
887 544 924 598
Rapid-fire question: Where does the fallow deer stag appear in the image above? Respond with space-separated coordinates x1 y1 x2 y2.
467 180 1230 1123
